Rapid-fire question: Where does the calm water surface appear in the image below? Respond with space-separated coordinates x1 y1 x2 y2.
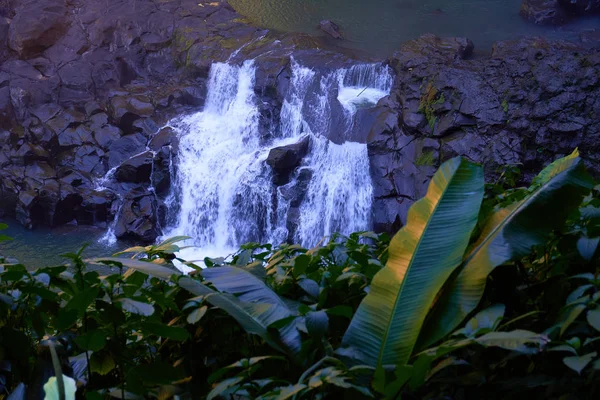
1 220 123 268
230 0 599 56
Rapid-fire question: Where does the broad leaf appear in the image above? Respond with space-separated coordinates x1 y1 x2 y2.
454 304 505 338
474 330 549 354
116 298 155 316
256 384 307 400
587 309 600 332
577 236 600 261
74 330 106 352
179 277 301 357
339 157 484 367
419 150 593 348
201 266 302 355
563 352 597 375
87 257 180 279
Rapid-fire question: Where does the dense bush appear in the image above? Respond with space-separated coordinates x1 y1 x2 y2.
0 149 599 399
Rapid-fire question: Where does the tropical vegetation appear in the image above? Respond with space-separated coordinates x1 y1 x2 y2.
0 149 599 399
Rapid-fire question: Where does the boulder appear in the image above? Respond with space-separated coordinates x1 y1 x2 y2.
115 151 154 183
93 124 122 149
151 147 172 197
266 136 310 185
114 190 159 243
319 20 342 39
107 133 147 168
8 0 68 57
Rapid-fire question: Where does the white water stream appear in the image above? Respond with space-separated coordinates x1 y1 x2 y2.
162 59 392 265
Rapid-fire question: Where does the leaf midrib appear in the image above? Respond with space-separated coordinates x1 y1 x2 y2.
461 162 576 274
376 165 464 367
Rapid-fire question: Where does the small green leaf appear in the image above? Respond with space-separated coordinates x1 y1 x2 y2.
74 330 107 352
43 376 77 400
65 288 99 316
297 279 320 299
207 377 244 400
293 255 311 277
559 304 588 337
577 236 600 261
563 352 597 375
587 309 600 332
455 304 505 338
116 298 155 316
256 383 307 400
187 306 208 324
90 352 115 376
305 311 329 339
475 330 550 354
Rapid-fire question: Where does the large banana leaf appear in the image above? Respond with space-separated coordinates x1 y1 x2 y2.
179 266 302 358
418 150 594 349
338 157 484 368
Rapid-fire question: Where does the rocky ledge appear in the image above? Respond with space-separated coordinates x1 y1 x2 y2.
0 0 599 242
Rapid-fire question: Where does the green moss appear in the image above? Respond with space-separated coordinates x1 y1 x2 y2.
418 83 445 131
415 151 436 166
501 99 509 113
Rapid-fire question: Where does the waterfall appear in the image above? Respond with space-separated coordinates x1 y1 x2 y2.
164 59 392 261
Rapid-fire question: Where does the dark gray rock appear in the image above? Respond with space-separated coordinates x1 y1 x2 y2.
107 133 147 168
115 151 153 183
8 0 68 57
266 136 310 185
114 190 159 243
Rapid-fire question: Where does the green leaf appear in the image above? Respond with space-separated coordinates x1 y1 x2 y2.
577 236 600 261
297 279 320 299
90 352 115 375
116 298 155 316
86 257 180 279
140 322 189 341
293 254 311 277
74 330 107 351
563 352 597 374
474 330 550 354
179 277 296 356
558 304 588 337
207 377 244 400
454 304 505 338
339 157 484 368
200 266 302 356
187 305 208 324
419 150 593 349
255 384 307 400
305 311 329 339
587 309 600 332
65 288 99 316
43 376 77 400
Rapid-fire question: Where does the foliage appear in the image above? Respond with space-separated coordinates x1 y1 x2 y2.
0 151 599 399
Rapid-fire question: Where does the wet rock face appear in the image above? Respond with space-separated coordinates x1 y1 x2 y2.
8 0 68 57
368 34 600 232
266 136 311 185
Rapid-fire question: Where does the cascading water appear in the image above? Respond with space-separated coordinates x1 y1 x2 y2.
164 59 392 262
